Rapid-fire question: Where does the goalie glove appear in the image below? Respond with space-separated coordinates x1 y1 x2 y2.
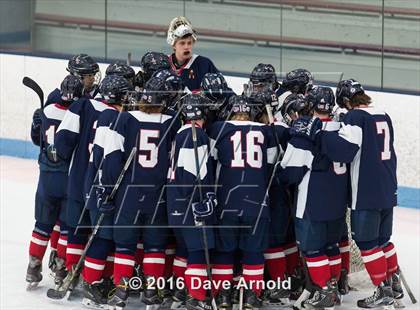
290 116 322 141
192 192 217 222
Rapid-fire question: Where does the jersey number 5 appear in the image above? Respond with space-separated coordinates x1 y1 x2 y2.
376 121 391 160
138 129 160 168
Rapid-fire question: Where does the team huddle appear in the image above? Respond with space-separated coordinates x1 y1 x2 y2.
25 16 403 310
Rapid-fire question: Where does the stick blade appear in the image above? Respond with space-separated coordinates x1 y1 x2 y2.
22 76 44 108
46 287 68 300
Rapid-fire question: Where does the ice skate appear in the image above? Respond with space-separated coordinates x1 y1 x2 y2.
52 257 67 289
26 256 42 290
338 269 350 296
216 287 232 310
142 277 163 310
391 269 404 309
81 278 108 309
357 281 394 309
243 289 263 309
185 296 213 310
46 264 80 300
48 249 58 275
99 277 115 300
264 287 291 307
108 277 130 310
302 283 336 310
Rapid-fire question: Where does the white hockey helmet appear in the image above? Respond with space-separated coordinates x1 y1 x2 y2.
167 16 197 46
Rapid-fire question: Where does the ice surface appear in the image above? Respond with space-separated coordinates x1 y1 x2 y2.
1 156 419 309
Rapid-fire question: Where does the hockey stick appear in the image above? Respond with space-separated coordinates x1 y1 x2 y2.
190 121 218 310
47 147 137 300
23 76 44 109
399 267 417 304
127 52 132 66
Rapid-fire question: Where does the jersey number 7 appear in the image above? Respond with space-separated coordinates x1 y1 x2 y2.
376 121 391 160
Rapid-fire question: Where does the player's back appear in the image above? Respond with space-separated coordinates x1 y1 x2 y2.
209 120 271 216
344 107 397 210
55 97 117 202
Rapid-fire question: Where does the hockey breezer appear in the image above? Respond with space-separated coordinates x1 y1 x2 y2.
46 147 137 300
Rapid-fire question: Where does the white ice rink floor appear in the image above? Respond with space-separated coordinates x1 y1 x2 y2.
1 156 419 310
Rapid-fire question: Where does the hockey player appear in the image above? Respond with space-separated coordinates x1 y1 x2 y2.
167 16 219 91
167 93 217 310
99 76 181 309
53 71 118 293
26 75 83 289
44 54 101 107
246 63 285 98
281 86 349 309
134 51 171 90
105 62 136 87
295 79 401 308
281 68 313 96
81 74 133 308
208 94 277 309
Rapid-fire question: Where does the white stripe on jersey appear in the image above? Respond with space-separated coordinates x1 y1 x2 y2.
350 148 362 210
322 121 340 132
280 144 314 169
94 126 111 149
357 106 386 116
90 99 114 112
296 170 311 219
177 145 209 179
103 129 125 157
43 104 67 121
184 54 199 70
129 110 172 124
267 146 279 164
209 138 218 160
338 124 363 147
226 120 265 127
57 110 80 134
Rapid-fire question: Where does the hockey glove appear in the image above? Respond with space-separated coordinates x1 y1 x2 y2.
46 144 59 163
192 192 217 222
96 186 115 215
32 108 42 130
290 116 322 141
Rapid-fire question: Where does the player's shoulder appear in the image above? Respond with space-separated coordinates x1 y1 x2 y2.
128 110 173 124
98 108 119 123
345 106 388 125
226 120 265 128
43 103 68 120
45 88 61 106
191 54 216 69
321 120 341 132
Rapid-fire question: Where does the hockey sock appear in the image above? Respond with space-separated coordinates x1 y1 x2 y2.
243 252 265 296
382 242 398 278
103 253 115 278
305 255 331 289
185 264 208 300
82 237 113 284
326 245 342 280
49 222 60 251
339 240 350 273
212 251 234 295
264 246 287 281
57 227 68 260
164 244 176 278
284 242 299 275
135 241 144 266
114 245 136 285
143 252 166 279
66 227 88 271
360 248 387 286
29 230 50 260
173 247 188 280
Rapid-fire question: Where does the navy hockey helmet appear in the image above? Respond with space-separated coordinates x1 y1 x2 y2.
99 75 133 105
60 75 83 105
336 79 365 108
280 93 312 126
307 86 335 114
219 95 251 120
248 88 279 121
141 75 174 108
282 68 313 94
67 54 99 77
151 69 185 109
140 52 171 82
105 62 135 85
180 93 213 121
201 72 229 103
250 63 278 90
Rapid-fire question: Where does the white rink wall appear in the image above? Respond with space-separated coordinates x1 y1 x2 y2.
0 53 419 191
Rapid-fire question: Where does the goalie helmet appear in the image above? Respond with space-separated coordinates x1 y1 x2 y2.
280 93 312 126
167 16 197 46
99 75 132 105
201 72 229 103
307 86 335 114
60 75 83 105
219 95 251 120
140 52 171 82
336 79 365 108
180 93 213 121
105 62 135 85
282 68 313 94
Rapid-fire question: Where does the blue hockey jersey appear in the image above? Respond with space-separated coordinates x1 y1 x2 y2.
167 123 215 225
281 120 349 221
318 107 397 211
45 86 98 107
101 110 180 215
169 54 219 92
55 98 117 203
208 120 277 219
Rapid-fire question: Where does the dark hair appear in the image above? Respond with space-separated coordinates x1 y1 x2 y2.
350 93 372 107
